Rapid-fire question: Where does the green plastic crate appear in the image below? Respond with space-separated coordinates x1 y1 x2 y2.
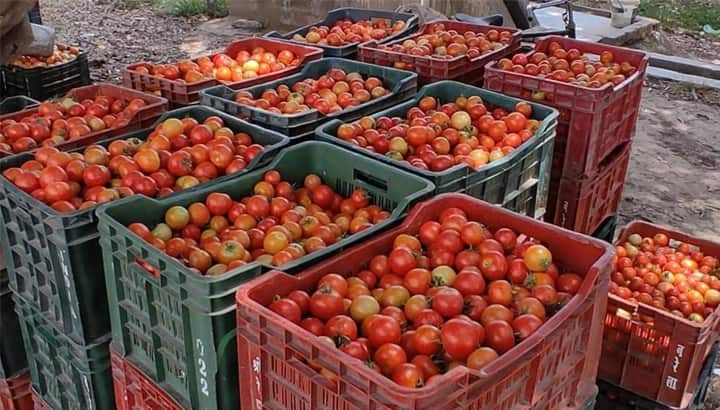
97 141 434 410
200 57 417 140
14 298 113 410
0 107 288 346
316 80 559 219
0 269 27 379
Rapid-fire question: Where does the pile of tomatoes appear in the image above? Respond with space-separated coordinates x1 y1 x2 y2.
268 207 582 388
11 44 80 68
377 23 514 69
2 116 266 212
611 232 720 323
292 18 407 46
497 41 637 90
0 96 149 154
334 96 539 171
128 171 386 275
132 47 299 83
233 68 390 115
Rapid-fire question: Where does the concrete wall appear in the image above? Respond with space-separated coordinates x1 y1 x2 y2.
230 0 512 32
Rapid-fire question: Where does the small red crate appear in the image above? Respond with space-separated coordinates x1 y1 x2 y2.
122 38 323 106
484 36 647 179
110 347 183 410
549 142 631 235
0 373 33 410
0 83 168 157
359 20 520 83
600 221 720 409
236 193 614 410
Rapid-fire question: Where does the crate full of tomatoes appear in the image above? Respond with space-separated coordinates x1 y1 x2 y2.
483 36 648 234
0 83 168 158
96 141 433 410
0 107 287 345
601 221 720 409
200 58 417 140
359 20 520 84
265 7 418 58
316 81 558 219
1 44 91 100
123 38 323 106
236 193 613 410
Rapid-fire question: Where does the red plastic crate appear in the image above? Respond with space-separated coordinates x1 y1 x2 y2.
359 20 520 82
110 347 183 410
549 142 631 235
600 221 720 409
0 373 33 410
0 83 168 157
31 391 48 410
484 36 647 180
236 193 614 410
122 38 323 106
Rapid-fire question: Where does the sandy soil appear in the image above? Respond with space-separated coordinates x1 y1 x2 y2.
25 0 720 407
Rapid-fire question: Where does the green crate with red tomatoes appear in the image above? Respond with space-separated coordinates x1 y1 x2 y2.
235 193 613 410
0 106 288 346
96 141 434 410
601 221 720 409
316 81 558 220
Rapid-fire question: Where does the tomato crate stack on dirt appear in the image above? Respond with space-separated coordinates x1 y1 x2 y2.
0 372 33 410
96 141 433 410
122 38 324 106
484 36 648 234
0 106 287 347
13 298 113 410
316 80 558 220
0 48 91 101
110 348 183 410
0 84 169 159
359 20 520 85
235 193 614 410
200 57 418 141
600 221 720 409
265 7 419 58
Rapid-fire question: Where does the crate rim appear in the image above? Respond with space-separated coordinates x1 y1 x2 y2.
359 19 522 65
610 219 720 331
236 192 615 395
316 79 559 180
121 37 324 87
264 7 419 51
0 105 288 220
97 140 435 286
201 57 418 123
483 35 649 94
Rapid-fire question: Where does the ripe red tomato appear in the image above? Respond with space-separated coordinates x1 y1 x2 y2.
484 320 515 353
309 289 345 321
325 315 358 341
441 318 483 361
269 298 302 324
364 314 401 348
431 287 464 318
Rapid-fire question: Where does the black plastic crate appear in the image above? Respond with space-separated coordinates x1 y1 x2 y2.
592 214 618 243
1 52 91 100
0 270 27 379
0 96 38 115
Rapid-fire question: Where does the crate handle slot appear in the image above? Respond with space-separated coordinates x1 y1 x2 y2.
353 169 388 192
285 356 340 393
134 257 160 279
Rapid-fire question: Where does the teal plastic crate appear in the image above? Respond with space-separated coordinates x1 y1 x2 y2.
0 269 26 379
200 57 417 140
14 298 113 410
0 106 288 346
264 7 419 58
97 141 434 410
316 80 559 219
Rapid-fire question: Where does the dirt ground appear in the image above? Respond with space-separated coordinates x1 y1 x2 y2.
32 0 720 407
